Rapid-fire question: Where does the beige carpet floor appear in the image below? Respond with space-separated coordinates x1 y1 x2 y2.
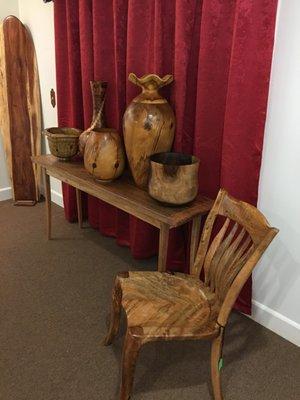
0 200 299 400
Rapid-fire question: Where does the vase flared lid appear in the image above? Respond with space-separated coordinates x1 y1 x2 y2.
129 73 173 103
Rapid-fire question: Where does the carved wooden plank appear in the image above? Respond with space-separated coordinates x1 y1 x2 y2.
0 16 41 203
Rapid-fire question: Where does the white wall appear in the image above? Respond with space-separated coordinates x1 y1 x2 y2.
255 0 300 346
0 0 19 200
0 0 19 18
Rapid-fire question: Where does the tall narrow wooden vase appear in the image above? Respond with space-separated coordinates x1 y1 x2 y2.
123 73 175 189
79 80 107 155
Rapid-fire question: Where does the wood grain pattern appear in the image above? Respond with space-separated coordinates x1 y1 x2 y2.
104 189 279 400
119 271 219 340
0 16 41 203
75 188 83 229
32 155 212 273
84 129 125 181
44 127 82 161
123 73 175 189
190 215 201 269
32 155 213 228
120 329 142 400
0 22 11 184
211 327 225 400
148 152 199 205
79 81 107 155
42 167 51 240
158 224 170 272
103 272 125 346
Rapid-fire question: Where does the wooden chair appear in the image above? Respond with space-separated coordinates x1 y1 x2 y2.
103 189 278 400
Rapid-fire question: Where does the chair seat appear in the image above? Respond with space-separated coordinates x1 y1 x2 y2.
119 271 220 340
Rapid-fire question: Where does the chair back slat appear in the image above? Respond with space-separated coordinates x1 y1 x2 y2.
207 222 238 291
212 228 248 294
203 218 230 285
219 243 255 300
191 189 278 326
218 193 272 245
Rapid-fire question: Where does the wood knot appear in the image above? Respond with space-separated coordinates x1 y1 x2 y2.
144 121 152 131
130 326 144 337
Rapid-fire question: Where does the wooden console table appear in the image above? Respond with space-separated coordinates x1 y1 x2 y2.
32 155 213 272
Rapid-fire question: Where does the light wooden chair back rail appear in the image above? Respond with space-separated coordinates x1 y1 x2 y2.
191 189 279 327
104 188 279 400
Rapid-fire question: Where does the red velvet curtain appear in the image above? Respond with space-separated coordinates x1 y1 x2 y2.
54 0 278 314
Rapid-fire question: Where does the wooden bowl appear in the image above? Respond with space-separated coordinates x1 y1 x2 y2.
44 127 82 161
148 152 199 205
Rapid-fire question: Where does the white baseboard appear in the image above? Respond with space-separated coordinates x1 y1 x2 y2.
0 186 12 201
251 300 300 346
50 188 64 208
0 186 64 208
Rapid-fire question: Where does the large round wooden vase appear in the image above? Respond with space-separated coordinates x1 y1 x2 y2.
79 81 107 155
123 73 175 189
84 129 125 182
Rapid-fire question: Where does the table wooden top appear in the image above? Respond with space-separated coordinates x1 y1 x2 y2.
32 155 213 228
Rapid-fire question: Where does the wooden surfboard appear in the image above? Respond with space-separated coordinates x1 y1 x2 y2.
0 15 41 205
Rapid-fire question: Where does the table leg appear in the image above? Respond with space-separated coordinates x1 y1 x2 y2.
190 216 201 271
158 223 170 272
42 167 51 240
75 188 83 228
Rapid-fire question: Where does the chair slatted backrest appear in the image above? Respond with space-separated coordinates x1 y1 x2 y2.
191 189 278 327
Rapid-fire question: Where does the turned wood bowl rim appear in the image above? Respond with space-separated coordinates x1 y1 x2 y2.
43 127 83 139
150 152 199 166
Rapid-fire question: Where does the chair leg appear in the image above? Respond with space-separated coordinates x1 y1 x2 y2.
120 329 143 400
103 275 123 346
211 328 225 400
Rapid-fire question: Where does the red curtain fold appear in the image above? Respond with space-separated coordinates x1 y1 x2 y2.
54 0 278 314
